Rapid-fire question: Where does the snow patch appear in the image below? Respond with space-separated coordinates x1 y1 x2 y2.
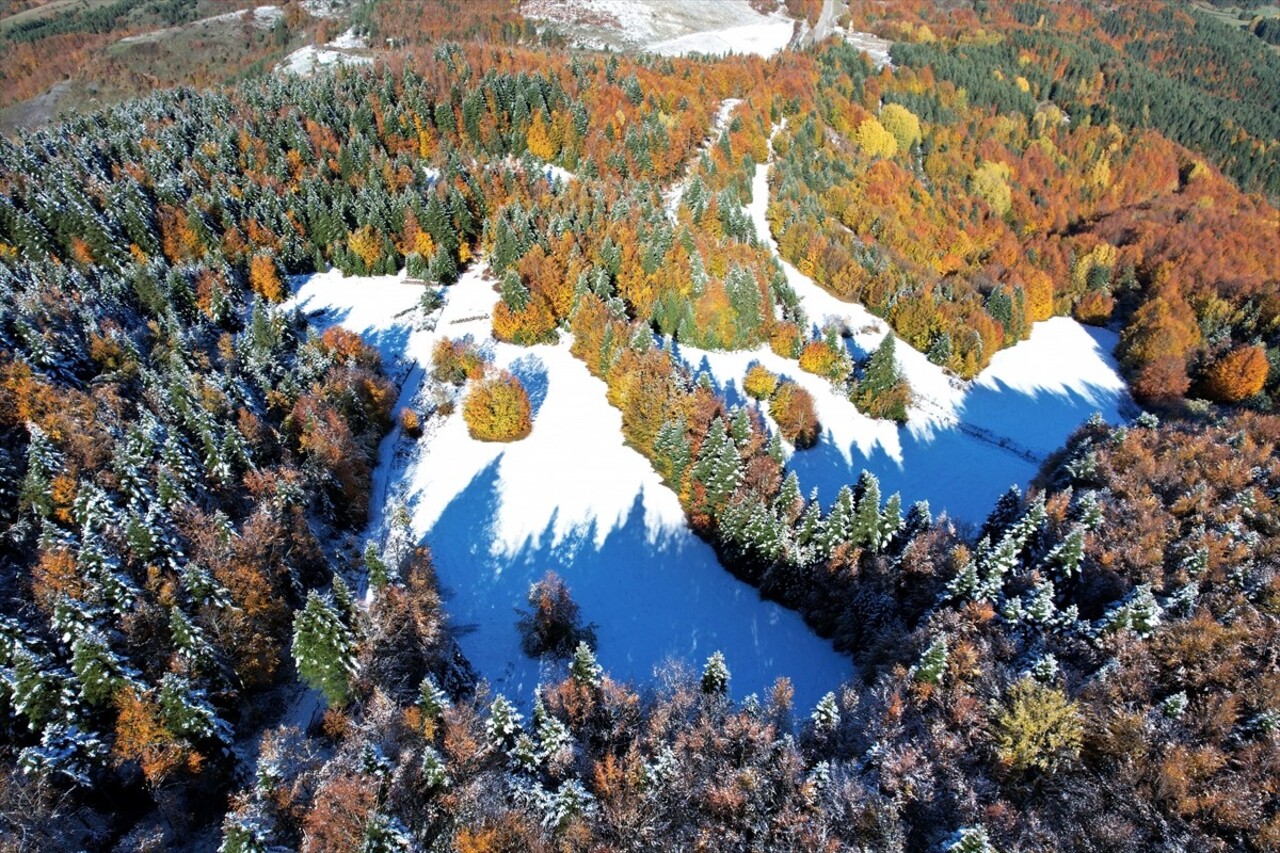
326 27 368 50
276 44 372 77
526 0 796 58
287 267 851 709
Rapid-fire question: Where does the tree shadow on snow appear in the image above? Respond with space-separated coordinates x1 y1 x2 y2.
422 458 851 709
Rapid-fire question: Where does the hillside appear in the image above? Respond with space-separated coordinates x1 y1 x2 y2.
0 0 1277 850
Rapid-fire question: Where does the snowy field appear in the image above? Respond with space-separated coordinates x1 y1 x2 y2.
720 137 1134 524
287 268 852 710
524 0 797 57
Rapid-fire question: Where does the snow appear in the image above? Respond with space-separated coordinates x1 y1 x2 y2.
287 267 852 709
842 31 894 69
326 27 368 50
525 0 796 58
300 0 347 18
276 44 372 77
712 128 1136 523
647 20 795 58
115 5 282 44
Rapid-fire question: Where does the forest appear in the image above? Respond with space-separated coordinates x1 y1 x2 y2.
0 0 1277 850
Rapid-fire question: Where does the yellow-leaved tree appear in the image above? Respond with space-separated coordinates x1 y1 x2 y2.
855 117 898 160
463 372 533 442
879 103 922 154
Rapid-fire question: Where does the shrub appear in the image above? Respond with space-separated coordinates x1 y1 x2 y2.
798 338 850 383
463 372 533 442
431 338 485 386
770 380 820 448
993 677 1083 773
743 363 779 400
516 572 596 659
492 293 557 346
400 408 422 438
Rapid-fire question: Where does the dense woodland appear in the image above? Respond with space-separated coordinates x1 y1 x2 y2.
0 0 1277 850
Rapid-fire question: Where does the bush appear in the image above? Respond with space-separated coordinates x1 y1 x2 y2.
994 677 1083 773
399 408 422 438
770 380 820 448
798 338 850 383
743 363 779 400
431 338 485 386
463 372 533 442
1201 345 1269 404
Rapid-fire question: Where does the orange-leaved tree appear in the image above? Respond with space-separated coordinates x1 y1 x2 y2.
463 372 533 442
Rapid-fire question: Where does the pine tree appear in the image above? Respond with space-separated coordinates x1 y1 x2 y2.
851 471 882 551
419 675 450 721
879 492 903 549
811 691 840 731
700 651 730 695
946 825 998 853
653 417 692 486
569 641 602 687
291 591 358 706
913 636 948 686
486 694 524 747
420 745 450 790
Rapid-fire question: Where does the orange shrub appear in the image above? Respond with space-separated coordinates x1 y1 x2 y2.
1132 355 1190 404
1202 346 1269 404
743 363 779 400
798 338 850 383
1073 290 1115 326
770 380 820 448
463 373 533 442
400 408 423 438
248 252 285 302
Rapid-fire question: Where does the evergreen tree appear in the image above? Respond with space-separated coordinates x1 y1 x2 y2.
811 691 840 732
700 651 730 696
913 636 948 686
291 591 358 706
569 641 602 687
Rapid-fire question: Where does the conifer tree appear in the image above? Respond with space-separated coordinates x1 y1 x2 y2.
700 651 730 695
569 641 602 687
291 591 358 706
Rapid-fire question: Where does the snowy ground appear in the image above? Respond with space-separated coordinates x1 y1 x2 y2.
525 0 797 58
841 30 894 69
276 43 372 77
707 129 1134 523
116 5 283 45
287 268 852 710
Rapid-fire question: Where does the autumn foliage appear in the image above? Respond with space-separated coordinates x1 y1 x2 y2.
769 380 820 448
463 372 533 442
1201 346 1269 404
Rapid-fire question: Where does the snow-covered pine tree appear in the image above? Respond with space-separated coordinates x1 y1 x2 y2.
811 691 840 732
700 651 730 696
569 641 602 687
291 591 358 706
486 694 524 748
912 636 948 686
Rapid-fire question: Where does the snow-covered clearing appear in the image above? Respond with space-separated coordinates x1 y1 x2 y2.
116 5 283 45
326 27 368 50
842 30 894 69
525 0 797 58
276 43 372 77
706 130 1133 523
288 268 852 709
